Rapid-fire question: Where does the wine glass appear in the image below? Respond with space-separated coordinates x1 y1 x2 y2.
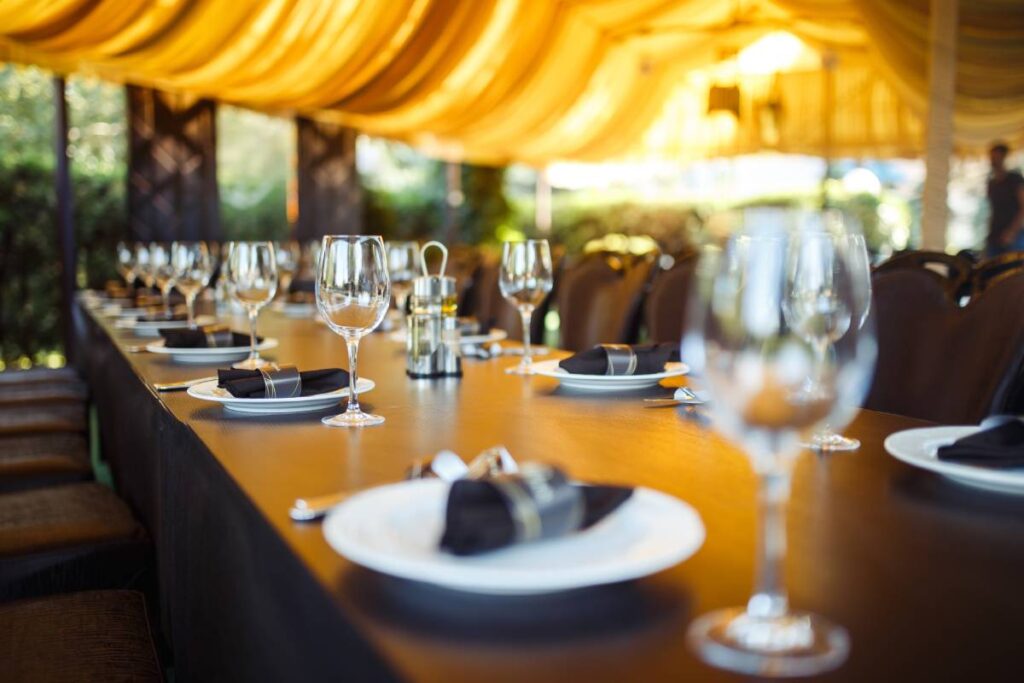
499 240 554 375
116 241 136 289
150 243 176 316
134 243 155 292
316 235 390 428
684 209 876 677
790 215 874 452
226 242 278 370
386 241 419 326
171 241 212 327
274 241 300 296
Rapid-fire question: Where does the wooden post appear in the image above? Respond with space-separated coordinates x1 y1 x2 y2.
444 162 462 244
535 167 552 234
920 0 958 251
53 76 76 364
295 117 362 240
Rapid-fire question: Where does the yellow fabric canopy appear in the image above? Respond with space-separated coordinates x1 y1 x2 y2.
0 0 1021 164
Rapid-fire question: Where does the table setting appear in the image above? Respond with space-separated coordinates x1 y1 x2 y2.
78 224 1024 682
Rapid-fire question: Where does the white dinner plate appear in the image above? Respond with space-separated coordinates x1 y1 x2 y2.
322 479 704 594
271 301 317 318
115 315 217 337
187 377 374 415
144 338 279 365
884 425 1024 495
529 359 689 392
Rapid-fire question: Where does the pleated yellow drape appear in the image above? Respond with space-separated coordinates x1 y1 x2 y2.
0 0 1021 163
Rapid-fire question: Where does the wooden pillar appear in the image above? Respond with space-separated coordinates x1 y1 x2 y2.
535 167 552 234
920 0 958 251
444 162 463 244
295 117 362 240
127 86 220 242
53 76 76 363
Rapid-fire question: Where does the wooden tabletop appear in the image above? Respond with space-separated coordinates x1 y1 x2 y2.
92 303 1024 682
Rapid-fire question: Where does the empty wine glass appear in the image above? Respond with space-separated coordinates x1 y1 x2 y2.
134 243 155 292
793 220 873 452
171 241 212 327
499 239 554 375
226 242 278 370
150 243 176 316
274 241 300 296
386 241 419 327
684 209 876 677
316 235 390 428
116 241 136 289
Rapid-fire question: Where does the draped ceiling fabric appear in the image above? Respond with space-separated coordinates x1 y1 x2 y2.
0 0 1021 164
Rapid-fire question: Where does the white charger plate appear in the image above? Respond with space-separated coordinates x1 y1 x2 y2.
187 377 374 415
530 359 689 392
115 315 217 337
271 301 317 318
884 425 1024 495
322 479 704 594
144 338 279 364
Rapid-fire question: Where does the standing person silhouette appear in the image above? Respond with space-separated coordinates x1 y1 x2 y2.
986 141 1024 255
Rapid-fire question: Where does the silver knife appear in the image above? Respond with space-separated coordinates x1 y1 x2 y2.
153 376 216 392
289 492 350 521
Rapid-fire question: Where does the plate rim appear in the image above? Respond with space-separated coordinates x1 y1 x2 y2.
530 358 690 383
186 376 374 405
322 479 705 593
145 337 279 355
884 425 1024 487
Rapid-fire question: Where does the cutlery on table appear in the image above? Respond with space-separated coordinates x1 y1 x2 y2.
643 386 707 408
153 376 217 392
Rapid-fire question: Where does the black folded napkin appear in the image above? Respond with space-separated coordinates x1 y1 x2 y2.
937 420 1024 468
558 343 680 376
289 278 315 294
440 463 634 556
159 326 254 349
217 367 348 399
138 311 187 323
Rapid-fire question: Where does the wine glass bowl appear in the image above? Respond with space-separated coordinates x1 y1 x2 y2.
684 211 876 677
226 242 278 370
499 240 554 375
116 241 136 289
316 235 390 428
385 240 419 327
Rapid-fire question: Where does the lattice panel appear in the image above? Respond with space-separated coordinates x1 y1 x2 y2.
127 86 220 242
296 117 363 241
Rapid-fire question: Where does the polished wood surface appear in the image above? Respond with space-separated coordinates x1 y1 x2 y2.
93 304 1024 682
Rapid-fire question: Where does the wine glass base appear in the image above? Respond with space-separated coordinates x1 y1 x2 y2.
687 607 849 678
322 412 385 428
232 358 269 370
504 364 536 375
804 433 860 452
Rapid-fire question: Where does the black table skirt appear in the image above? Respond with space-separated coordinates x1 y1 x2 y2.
74 305 397 682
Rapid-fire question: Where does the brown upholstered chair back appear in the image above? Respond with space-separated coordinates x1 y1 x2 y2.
971 251 1024 297
873 250 972 299
557 254 657 351
644 253 698 343
866 268 1024 423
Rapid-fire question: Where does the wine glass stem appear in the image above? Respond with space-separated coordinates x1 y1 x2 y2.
186 293 196 327
345 336 361 414
519 306 534 370
162 287 171 316
247 308 259 362
748 470 792 619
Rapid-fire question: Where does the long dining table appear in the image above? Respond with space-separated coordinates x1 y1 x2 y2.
73 298 1024 682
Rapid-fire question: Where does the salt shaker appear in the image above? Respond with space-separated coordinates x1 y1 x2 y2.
407 242 462 378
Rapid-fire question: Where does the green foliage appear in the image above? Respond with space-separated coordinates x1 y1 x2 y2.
549 194 702 255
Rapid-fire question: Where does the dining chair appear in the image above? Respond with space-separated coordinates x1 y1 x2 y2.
0 590 162 681
0 481 150 602
874 250 973 301
969 251 1024 297
556 252 658 352
643 251 699 343
865 267 1024 423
